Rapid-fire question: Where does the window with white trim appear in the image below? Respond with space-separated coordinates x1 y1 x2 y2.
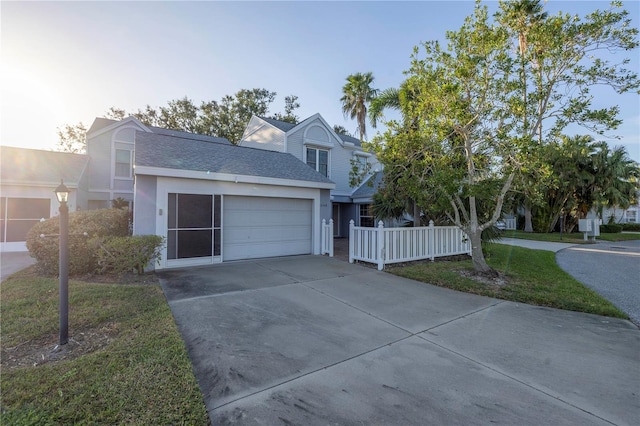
115 149 132 178
359 204 375 227
306 147 329 177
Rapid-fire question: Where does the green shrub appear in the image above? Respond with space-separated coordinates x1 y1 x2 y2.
95 235 165 275
26 208 130 276
622 222 640 232
600 223 623 233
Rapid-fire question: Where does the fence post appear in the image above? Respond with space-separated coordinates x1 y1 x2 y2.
349 220 355 264
329 219 334 257
377 221 385 271
321 219 327 255
429 220 435 261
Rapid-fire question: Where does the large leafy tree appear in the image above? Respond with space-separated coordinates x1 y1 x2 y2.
56 122 87 153
373 1 638 274
57 89 300 149
340 72 378 143
497 0 639 231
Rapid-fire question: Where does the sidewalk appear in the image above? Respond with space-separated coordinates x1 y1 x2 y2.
496 237 577 252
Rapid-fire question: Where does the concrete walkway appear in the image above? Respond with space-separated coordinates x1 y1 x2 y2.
159 255 639 425
0 251 35 282
497 237 577 252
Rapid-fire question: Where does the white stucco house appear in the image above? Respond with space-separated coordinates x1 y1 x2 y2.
239 114 381 236
2 117 335 270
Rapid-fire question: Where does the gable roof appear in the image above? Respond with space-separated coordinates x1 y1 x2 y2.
0 146 89 187
351 171 383 200
257 115 363 147
134 132 334 186
257 116 298 132
87 117 231 145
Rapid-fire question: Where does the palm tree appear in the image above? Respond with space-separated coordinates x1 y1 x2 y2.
340 72 378 143
593 144 640 221
499 0 548 232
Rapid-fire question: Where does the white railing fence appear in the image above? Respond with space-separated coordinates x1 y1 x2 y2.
349 220 471 270
505 218 517 230
321 219 334 257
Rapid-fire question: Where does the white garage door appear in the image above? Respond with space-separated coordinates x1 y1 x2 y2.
223 196 312 261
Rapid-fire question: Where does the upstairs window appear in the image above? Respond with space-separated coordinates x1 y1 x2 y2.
306 147 329 177
115 149 132 178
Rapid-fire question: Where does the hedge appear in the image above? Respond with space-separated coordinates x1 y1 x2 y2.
622 222 640 232
600 224 623 233
95 235 164 275
26 208 130 276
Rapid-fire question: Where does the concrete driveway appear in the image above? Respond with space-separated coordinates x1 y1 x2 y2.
159 256 639 425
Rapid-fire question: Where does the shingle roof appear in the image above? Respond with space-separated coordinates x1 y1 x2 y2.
150 127 230 144
134 132 334 185
337 132 362 147
258 116 298 132
0 146 89 186
351 171 383 199
87 117 231 145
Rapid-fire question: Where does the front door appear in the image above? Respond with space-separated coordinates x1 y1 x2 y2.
332 203 340 237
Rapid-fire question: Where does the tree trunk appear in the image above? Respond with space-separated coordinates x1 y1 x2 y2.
469 229 494 275
523 201 534 233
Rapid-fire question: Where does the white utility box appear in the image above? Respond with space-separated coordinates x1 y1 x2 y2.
578 218 600 241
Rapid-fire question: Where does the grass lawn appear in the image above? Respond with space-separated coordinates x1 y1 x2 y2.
388 244 627 319
0 268 208 425
504 229 640 243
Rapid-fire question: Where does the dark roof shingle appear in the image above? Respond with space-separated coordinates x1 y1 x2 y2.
0 146 89 186
134 132 334 185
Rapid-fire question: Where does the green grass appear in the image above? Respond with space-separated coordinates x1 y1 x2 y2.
388 244 627 319
0 269 208 425
504 229 640 243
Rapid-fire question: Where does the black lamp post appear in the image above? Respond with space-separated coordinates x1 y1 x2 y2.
54 180 70 346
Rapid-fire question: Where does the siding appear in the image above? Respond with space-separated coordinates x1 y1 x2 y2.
240 117 285 152
87 131 113 191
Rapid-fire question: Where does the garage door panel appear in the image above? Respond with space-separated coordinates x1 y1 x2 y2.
224 196 312 261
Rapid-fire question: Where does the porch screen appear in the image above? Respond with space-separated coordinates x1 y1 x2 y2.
167 193 221 259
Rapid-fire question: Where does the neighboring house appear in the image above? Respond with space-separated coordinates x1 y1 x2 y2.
0 146 89 252
2 117 335 270
588 195 640 224
239 114 380 236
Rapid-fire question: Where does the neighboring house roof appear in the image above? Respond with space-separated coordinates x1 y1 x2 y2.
0 146 89 187
134 132 335 185
351 171 384 200
87 117 231 145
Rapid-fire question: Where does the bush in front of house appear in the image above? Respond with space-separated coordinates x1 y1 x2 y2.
94 235 164 275
26 208 130 276
600 224 623 233
622 223 640 232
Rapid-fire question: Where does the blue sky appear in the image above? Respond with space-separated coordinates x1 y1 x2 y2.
1 0 638 162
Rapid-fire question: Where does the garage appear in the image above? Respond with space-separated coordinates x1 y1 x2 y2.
223 196 312 261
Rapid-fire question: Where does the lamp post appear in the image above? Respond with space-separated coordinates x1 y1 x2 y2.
55 180 70 346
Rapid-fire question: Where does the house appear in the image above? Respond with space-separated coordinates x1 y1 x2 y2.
0 146 89 252
1 117 335 270
239 114 381 236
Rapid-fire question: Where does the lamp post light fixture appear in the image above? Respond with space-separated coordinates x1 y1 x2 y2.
54 179 70 346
